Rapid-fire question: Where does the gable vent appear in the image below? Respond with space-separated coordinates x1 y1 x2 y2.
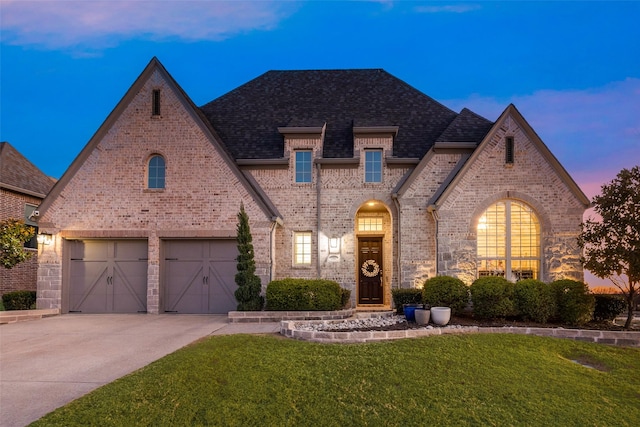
505 136 514 164
152 89 161 116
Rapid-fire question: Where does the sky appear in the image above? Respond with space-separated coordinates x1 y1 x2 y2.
1 0 639 286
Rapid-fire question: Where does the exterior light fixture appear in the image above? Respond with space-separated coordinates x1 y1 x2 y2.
37 233 53 245
329 237 340 254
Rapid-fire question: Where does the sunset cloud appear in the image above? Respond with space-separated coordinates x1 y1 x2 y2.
0 0 298 49
443 78 640 195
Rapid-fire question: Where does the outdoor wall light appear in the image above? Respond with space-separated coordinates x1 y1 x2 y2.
329 237 340 254
37 233 53 245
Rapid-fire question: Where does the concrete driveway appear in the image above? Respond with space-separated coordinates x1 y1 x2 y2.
0 314 280 427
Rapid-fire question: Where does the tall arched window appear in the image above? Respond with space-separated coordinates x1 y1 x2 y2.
148 155 165 189
477 200 540 281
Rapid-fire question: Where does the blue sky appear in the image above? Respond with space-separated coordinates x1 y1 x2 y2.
1 0 639 198
2 0 638 288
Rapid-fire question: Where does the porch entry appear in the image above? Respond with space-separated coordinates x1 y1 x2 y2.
358 237 383 304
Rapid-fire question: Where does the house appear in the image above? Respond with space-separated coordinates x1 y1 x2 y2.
34 58 590 314
0 142 56 296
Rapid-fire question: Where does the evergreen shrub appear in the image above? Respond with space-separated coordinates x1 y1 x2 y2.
2 290 37 310
391 288 423 314
513 279 555 323
266 279 344 311
550 279 595 326
470 276 516 319
422 276 469 315
593 294 626 321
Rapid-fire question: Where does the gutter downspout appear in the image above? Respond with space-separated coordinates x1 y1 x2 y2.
427 205 439 276
269 220 277 283
316 162 322 277
392 193 401 288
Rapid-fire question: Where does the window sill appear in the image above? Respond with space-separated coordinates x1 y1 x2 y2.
143 188 166 193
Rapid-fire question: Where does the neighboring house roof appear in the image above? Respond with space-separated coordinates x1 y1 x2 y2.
200 69 493 160
36 58 282 223
0 141 55 198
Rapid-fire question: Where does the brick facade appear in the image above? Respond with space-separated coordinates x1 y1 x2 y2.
34 60 589 313
0 174 45 296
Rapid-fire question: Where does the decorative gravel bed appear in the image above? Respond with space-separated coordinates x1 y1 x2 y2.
295 315 445 332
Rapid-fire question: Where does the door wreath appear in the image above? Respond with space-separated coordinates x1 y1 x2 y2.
361 259 380 277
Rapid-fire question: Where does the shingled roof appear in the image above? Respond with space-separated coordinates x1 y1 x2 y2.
199 69 493 160
0 142 55 197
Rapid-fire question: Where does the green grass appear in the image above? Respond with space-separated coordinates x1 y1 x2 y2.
32 334 640 426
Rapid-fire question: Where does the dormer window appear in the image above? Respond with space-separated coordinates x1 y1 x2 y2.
152 89 161 116
505 136 514 164
364 150 382 183
295 150 312 183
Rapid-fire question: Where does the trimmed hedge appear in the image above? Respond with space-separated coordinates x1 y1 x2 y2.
513 279 556 323
265 279 345 311
391 288 423 314
422 276 469 315
550 279 595 326
470 276 516 319
2 290 37 310
593 294 626 321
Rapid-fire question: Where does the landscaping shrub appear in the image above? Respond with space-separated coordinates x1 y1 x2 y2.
265 279 344 311
2 290 36 310
550 279 595 326
470 276 516 319
422 276 469 315
513 279 555 323
391 288 423 314
593 294 626 322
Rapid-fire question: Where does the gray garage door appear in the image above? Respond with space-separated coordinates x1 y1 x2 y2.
68 240 148 313
163 240 238 314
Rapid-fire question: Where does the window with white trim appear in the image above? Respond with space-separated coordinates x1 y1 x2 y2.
294 232 312 265
358 217 383 232
477 200 540 281
295 150 312 183
364 150 382 183
148 155 166 189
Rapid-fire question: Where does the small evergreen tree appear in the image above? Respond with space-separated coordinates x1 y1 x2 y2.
234 203 264 311
1 219 35 269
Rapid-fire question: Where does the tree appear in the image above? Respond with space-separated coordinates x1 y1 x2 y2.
0 219 36 269
578 166 640 329
234 203 264 311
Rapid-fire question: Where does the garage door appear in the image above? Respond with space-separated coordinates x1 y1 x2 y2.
163 240 238 314
68 240 148 313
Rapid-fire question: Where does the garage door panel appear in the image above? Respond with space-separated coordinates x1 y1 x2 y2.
165 260 204 312
163 240 239 314
67 240 148 313
112 261 148 313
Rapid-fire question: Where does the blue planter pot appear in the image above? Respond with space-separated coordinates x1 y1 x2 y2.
402 304 422 322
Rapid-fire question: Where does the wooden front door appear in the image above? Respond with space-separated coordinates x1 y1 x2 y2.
358 237 383 304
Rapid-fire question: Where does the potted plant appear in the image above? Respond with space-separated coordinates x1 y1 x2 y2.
430 307 451 326
415 304 431 325
403 303 423 322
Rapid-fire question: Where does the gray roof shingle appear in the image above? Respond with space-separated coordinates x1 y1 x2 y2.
200 69 493 160
0 142 55 197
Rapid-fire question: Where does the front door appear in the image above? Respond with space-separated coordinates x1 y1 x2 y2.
358 237 383 304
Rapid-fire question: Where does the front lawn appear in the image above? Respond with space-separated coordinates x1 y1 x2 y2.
33 334 640 426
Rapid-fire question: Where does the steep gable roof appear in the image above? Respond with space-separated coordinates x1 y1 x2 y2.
37 58 281 222
0 141 55 198
200 69 475 160
427 104 590 208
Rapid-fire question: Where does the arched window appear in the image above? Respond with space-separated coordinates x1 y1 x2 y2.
148 155 165 189
477 200 540 281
